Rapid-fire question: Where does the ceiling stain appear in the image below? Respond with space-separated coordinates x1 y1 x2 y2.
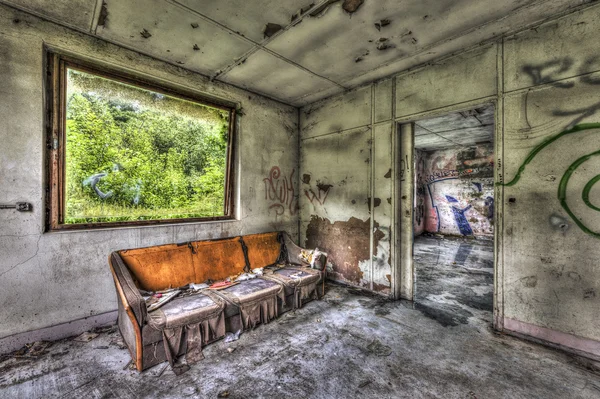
342 0 365 14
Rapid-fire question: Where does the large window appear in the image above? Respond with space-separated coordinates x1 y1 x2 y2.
46 53 235 230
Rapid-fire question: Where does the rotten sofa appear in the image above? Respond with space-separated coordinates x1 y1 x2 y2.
108 232 326 371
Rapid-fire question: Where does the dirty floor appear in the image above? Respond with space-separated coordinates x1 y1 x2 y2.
1 284 599 398
414 234 494 327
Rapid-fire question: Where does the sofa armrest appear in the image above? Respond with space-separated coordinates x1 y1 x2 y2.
109 252 147 327
282 232 328 272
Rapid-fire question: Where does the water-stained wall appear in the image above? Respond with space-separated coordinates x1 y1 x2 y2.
0 5 298 345
300 81 394 294
416 144 494 237
300 3 600 358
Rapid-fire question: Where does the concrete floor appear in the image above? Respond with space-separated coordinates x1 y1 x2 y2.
2 284 600 398
413 235 494 327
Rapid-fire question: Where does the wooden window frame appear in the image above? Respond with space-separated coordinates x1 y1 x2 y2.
45 51 236 231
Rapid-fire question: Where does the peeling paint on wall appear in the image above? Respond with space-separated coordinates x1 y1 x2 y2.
306 215 379 287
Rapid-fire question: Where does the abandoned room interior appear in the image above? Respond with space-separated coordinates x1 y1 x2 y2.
1 0 600 397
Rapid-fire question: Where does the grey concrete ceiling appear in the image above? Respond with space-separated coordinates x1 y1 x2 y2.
2 0 593 106
414 105 494 151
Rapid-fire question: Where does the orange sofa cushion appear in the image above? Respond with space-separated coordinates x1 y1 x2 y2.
243 232 281 269
119 244 195 292
190 237 247 283
118 234 279 292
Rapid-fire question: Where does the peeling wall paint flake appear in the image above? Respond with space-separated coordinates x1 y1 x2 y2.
374 19 391 31
263 23 282 38
140 28 152 38
342 0 364 14
97 1 108 28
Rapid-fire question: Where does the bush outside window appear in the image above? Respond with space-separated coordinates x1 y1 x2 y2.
46 53 235 230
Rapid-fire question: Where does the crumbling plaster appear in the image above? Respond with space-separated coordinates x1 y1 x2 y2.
0 4 299 343
300 3 600 357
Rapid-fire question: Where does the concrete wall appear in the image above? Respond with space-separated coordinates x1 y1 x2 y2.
299 3 600 357
0 5 299 344
416 144 494 237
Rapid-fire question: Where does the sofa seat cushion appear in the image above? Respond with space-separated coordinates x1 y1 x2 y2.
262 266 322 309
220 278 282 303
273 267 321 286
147 293 224 330
216 278 284 330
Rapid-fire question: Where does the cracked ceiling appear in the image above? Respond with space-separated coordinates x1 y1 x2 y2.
1 0 592 106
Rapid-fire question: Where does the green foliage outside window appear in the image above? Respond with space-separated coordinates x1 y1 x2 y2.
64 69 230 224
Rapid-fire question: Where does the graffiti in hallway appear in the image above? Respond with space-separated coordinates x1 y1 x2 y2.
500 123 600 238
415 144 494 237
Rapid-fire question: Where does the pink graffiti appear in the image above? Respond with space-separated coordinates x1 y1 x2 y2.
263 166 297 216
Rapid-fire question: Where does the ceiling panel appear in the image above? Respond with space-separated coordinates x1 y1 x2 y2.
3 0 595 106
416 112 482 132
2 0 96 31
414 133 454 150
415 105 494 149
98 0 254 77
174 0 304 43
220 50 339 104
438 126 494 145
265 0 538 84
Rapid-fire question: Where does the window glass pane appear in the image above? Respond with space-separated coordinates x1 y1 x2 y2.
64 68 230 224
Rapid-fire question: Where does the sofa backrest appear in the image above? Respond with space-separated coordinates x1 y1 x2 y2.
117 233 282 291
243 232 282 269
119 243 195 292
189 237 247 283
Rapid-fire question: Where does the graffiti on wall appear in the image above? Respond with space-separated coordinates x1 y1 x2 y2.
500 123 600 238
501 58 600 237
263 166 297 216
304 183 332 206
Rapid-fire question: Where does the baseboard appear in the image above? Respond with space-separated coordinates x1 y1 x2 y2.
504 317 600 362
0 310 118 354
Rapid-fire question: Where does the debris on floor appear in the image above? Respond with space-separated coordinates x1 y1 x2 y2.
224 330 241 343
1 286 599 398
9 341 51 358
73 331 99 342
366 339 392 357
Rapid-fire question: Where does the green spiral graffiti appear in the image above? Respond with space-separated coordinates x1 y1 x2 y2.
499 123 600 238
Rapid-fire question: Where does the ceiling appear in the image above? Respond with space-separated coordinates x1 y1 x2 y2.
1 0 592 106
414 105 494 151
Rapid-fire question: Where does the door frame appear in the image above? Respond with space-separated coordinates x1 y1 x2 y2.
391 98 504 330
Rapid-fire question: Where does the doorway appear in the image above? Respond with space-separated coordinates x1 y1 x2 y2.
401 105 496 326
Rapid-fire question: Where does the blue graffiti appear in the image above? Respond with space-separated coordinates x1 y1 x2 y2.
473 182 482 192
83 173 113 200
427 177 457 231
451 205 473 236
445 195 459 203
485 196 494 220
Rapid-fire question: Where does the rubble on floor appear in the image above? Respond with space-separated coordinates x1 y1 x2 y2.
1 285 599 398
